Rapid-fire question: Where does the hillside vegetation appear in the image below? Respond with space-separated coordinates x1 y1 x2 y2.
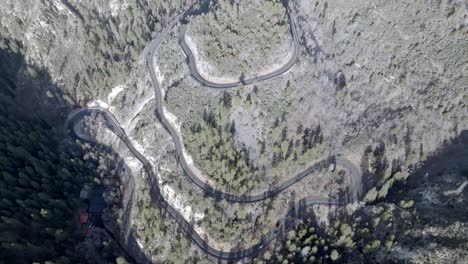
0 46 126 262
187 0 291 79
0 0 186 103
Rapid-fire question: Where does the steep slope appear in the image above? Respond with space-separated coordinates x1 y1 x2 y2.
0 45 130 262
0 0 467 262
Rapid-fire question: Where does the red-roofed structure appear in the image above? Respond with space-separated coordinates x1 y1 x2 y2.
79 212 89 224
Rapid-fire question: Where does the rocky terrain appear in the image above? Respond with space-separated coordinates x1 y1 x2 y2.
0 0 467 263
162 0 468 195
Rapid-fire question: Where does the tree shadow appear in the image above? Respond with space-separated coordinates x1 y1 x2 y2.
0 39 150 263
60 0 84 21
385 129 468 251
0 39 75 119
181 0 211 24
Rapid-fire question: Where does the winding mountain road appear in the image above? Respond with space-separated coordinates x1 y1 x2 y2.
66 107 359 261
66 0 363 261
178 3 300 88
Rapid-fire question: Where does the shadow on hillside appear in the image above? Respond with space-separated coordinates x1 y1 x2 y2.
386 129 468 250
181 0 211 24
0 39 74 121
0 40 150 263
60 0 84 21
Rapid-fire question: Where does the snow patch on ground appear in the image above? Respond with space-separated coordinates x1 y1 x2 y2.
136 239 144 249
108 85 126 103
155 63 165 83
163 107 181 131
159 183 204 221
444 181 468 196
100 61 151 135
159 166 172 173
109 0 129 17
125 156 144 179
53 1 65 12
88 100 109 109
123 95 155 130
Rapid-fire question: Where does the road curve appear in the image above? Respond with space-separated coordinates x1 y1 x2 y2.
66 107 360 204
178 3 300 88
145 1 351 204
66 107 358 261
66 0 363 261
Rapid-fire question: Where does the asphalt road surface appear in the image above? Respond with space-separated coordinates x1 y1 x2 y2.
65 0 363 261
178 3 300 88
66 107 361 261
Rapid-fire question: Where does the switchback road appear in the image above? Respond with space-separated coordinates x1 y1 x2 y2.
66 107 360 261
178 3 300 88
66 0 362 261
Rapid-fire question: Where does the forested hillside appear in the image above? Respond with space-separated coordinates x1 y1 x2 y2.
0 0 187 103
0 46 125 263
0 0 466 262
252 132 468 264
187 0 290 78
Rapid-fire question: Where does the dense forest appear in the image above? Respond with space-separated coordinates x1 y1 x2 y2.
0 45 125 263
